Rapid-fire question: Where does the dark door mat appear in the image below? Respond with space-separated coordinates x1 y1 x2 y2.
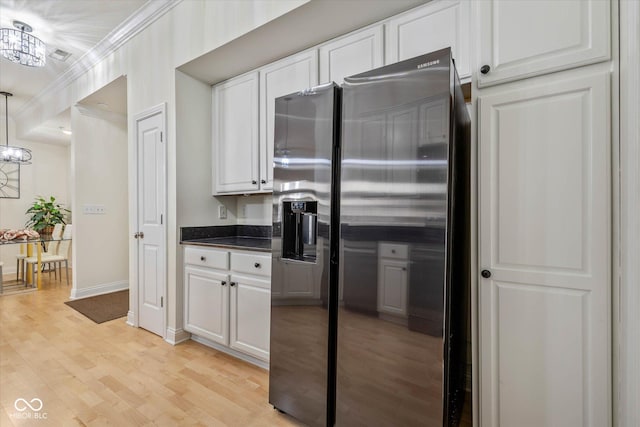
65 290 129 324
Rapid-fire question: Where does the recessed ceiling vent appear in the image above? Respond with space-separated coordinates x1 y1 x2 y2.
49 48 71 62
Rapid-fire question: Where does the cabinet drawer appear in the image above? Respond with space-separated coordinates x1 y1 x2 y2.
379 243 408 260
184 247 229 270
231 252 272 277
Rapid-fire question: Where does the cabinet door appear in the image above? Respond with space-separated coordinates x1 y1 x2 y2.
386 0 470 79
259 50 318 191
229 274 271 361
184 266 229 345
213 72 259 194
478 70 610 426
319 25 383 85
377 259 408 316
476 0 610 87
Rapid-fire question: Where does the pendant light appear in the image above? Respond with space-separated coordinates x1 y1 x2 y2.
1 91 32 164
0 21 46 67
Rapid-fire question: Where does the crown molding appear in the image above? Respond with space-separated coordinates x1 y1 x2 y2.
15 0 182 122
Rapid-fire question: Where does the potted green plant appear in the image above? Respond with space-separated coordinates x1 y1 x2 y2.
25 196 70 234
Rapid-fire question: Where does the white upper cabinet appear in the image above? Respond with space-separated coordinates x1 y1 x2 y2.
260 50 319 191
476 0 610 87
212 72 259 194
386 0 471 79
319 26 384 85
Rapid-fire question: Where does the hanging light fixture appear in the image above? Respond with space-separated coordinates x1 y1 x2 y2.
1 91 32 164
0 20 46 67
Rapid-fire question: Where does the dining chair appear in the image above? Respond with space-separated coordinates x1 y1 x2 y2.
25 224 72 286
15 223 64 282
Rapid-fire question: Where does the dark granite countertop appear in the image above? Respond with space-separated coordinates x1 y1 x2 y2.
180 225 272 253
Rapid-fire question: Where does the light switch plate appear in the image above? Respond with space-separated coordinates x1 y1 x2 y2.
218 205 227 219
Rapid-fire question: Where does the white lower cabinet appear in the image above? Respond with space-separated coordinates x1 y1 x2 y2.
184 246 271 363
229 274 271 361
184 266 229 345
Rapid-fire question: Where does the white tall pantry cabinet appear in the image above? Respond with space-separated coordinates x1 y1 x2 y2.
475 1 612 426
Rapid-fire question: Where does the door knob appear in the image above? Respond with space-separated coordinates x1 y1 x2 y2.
139 232 144 239
252 180 257 185
230 282 236 287
201 256 206 261
221 281 226 286
261 180 266 184
254 263 261 268
481 269 492 278
480 65 491 74
133 232 139 239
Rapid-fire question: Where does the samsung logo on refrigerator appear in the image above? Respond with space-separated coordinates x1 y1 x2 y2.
417 59 440 69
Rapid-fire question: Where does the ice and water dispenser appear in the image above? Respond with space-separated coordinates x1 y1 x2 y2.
282 201 317 262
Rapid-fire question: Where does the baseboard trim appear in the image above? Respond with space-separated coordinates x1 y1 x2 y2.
165 327 190 345
70 280 128 299
126 310 136 327
190 335 269 370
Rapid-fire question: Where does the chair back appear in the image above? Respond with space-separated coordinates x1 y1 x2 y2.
56 239 71 259
62 224 72 239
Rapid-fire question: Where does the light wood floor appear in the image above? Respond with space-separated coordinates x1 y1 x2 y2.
0 273 302 427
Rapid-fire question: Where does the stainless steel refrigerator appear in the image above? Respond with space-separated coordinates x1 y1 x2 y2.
270 48 471 427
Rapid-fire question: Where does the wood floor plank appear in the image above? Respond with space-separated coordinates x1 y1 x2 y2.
0 274 301 427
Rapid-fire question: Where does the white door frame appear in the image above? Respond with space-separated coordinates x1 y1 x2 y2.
616 1 640 425
127 102 167 338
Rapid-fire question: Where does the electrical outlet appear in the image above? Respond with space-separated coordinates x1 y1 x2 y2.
218 205 227 219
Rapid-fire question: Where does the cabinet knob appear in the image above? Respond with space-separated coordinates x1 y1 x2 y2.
391 249 396 254
480 65 491 74
133 232 140 239
261 179 266 184
254 262 261 268
221 281 226 286
230 282 236 287
252 180 257 185
200 256 206 261
481 269 492 278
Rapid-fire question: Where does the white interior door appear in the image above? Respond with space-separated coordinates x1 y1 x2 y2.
135 106 166 337
478 70 611 426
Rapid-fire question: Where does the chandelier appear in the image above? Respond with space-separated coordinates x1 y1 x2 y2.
0 21 46 67
1 91 32 164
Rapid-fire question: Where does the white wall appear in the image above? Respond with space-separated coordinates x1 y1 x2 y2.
0 118 70 275
176 70 236 228
70 106 128 297
236 194 272 226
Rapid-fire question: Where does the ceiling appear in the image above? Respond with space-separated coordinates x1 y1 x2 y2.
0 0 147 142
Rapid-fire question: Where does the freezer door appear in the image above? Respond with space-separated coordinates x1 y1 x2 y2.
269 83 339 427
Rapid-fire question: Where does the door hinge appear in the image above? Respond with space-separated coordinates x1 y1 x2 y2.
161 296 163 308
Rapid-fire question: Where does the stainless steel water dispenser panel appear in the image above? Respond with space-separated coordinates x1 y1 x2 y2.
282 200 317 262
